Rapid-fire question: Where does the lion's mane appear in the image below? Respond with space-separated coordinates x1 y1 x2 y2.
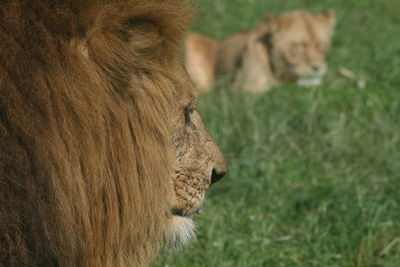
0 0 192 266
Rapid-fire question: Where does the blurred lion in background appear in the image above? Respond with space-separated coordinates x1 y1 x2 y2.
185 10 336 93
0 0 226 266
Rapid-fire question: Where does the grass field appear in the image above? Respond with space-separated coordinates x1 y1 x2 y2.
157 0 400 266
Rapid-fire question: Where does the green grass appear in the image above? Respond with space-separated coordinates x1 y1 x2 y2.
156 0 400 266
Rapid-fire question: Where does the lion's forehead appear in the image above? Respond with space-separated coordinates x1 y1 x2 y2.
280 22 329 44
275 12 332 45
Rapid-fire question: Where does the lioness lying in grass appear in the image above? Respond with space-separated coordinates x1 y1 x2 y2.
185 10 336 93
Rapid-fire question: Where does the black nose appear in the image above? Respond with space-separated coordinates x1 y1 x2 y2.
311 65 320 72
211 169 226 185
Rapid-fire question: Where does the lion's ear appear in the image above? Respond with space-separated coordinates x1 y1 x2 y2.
75 1 192 50
317 10 336 34
263 14 281 34
124 17 165 52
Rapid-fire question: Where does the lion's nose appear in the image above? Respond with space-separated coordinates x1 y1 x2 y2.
210 168 226 185
311 65 321 73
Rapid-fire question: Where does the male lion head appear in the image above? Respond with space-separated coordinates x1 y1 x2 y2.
260 10 336 87
168 101 227 247
0 0 226 266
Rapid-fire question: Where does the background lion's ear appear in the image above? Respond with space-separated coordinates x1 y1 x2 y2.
263 14 281 33
317 10 336 33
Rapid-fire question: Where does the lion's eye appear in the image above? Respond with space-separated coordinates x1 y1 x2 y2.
184 106 194 124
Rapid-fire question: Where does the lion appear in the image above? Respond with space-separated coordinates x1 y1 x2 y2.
0 0 226 266
185 10 336 92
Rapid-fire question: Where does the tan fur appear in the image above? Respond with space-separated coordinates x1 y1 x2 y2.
0 0 226 266
185 10 336 92
185 33 219 92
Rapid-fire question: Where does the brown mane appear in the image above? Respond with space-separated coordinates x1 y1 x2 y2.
0 0 192 266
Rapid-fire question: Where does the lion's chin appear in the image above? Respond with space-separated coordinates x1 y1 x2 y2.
297 77 322 87
165 216 196 249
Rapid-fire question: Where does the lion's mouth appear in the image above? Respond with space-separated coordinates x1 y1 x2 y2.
297 77 322 87
172 207 202 217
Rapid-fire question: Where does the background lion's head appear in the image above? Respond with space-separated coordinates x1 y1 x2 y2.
261 10 336 87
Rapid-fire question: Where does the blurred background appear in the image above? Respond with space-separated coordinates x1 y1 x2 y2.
157 0 400 266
